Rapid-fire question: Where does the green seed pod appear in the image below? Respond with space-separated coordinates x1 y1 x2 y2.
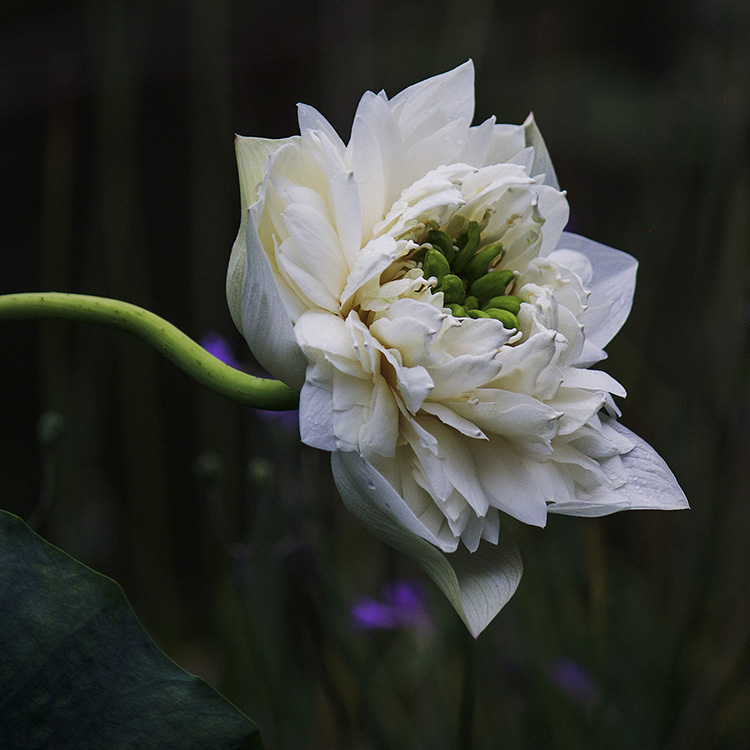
452 221 481 273
437 273 464 304
463 295 479 310
469 269 515 304
467 309 492 319
422 247 451 284
427 229 456 264
484 308 519 329
446 303 467 317
462 242 504 284
481 294 522 315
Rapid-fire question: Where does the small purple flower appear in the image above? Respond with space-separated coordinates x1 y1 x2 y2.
201 332 299 432
255 408 300 434
201 331 244 371
351 580 430 631
546 656 600 710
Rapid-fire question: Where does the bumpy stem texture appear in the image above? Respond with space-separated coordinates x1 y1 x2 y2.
0 292 299 410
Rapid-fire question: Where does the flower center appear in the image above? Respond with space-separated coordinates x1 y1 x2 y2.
412 221 522 329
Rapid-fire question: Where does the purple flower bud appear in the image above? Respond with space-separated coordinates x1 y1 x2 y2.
546 656 601 709
200 332 244 371
201 332 299 433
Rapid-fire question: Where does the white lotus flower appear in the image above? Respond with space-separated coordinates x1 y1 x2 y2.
227 62 688 635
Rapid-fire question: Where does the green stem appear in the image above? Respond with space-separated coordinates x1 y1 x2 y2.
0 292 299 410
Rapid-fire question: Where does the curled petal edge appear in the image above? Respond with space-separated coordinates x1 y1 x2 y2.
556 232 638 366
227 136 297 338
523 113 560 190
331 451 523 638
241 211 308 390
549 420 689 517
227 136 308 390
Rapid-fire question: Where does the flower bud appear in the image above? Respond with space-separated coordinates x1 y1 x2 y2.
451 221 481 273
437 274 464 304
469 269 515 303
483 308 519 329
481 294 522 316
462 242 504 284
427 229 456 264
422 248 451 285
446 303 467 317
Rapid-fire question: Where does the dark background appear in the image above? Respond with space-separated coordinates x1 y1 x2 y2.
2 1 749 748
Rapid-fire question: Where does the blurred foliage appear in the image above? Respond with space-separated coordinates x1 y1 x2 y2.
1 0 749 747
0 509 262 750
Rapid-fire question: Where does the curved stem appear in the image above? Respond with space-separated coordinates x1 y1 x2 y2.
0 292 299 410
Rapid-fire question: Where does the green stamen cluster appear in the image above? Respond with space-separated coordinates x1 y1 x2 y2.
417 221 522 330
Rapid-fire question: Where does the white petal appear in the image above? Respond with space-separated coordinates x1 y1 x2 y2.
420 401 487 440
536 185 570 257
381 348 434 414
547 248 594 286
297 103 346 155
438 316 515 356
549 420 689 516
299 378 336 451
491 331 562 401
235 204 307 389
369 298 445 368
334 450 451 549
551 387 608 436
359 376 400 458
227 136 297 334
523 113 560 189
474 439 550 527
416 415 490 516
327 170 362 268
278 200 349 310
295 311 367 378
401 117 470 187
556 232 638 364
349 91 402 239
563 367 627 398
485 123 526 166
460 116 497 166
235 135 298 210
449 388 561 441
388 61 475 145
340 235 399 309
332 450 523 637
428 350 504 400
